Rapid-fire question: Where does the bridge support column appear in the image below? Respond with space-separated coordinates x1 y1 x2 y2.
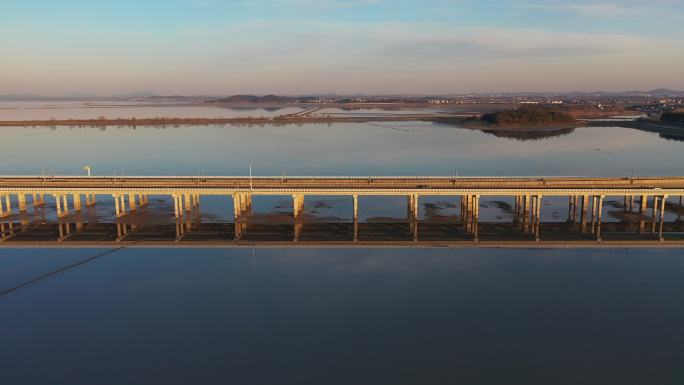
128 194 137 211
580 195 589 233
3 195 11 218
62 195 69 218
54 195 63 218
659 195 668 241
568 196 575 222
523 195 531 232
73 194 82 211
119 195 126 216
596 195 604 241
184 194 192 212
32 194 45 208
232 194 243 241
534 195 542 241
87 194 97 206
293 194 305 219
462 195 468 230
232 194 240 221
651 196 660 234
353 194 359 242
114 195 122 218
590 196 598 234
473 195 480 240
639 195 648 215
0 195 7 218
408 195 419 240
18 193 27 212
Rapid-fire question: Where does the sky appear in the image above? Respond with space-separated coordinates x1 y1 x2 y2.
1 0 683 95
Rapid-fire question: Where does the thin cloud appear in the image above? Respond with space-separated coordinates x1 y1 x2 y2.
520 2 640 16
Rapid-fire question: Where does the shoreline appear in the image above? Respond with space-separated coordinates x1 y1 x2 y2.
0 115 472 127
0 116 682 136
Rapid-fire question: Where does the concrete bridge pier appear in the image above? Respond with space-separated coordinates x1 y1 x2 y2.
138 194 148 207
184 194 192 212
407 195 419 239
638 195 648 234
580 195 589 233
293 194 305 242
651 196 660 234
532 195 542 240
353 194 359 242
473 195 480 241
53 195 69 219
293 194 305 219
568 196 576 222
659 195 668 241
33 194 46 208
113 194 128 218
128 194 137 211
523 194 532 233
590 196 598 234
232 194 246 241
120 195 127 217
0 195 9 218
460 195 467 229
73 194 82 211
17 193 27 212
596 195 605 241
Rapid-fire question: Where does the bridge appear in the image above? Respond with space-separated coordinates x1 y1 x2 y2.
1 175 684 243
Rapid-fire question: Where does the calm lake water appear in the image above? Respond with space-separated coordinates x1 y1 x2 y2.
0 101 304 120
2 118 684 384
2 122 683 176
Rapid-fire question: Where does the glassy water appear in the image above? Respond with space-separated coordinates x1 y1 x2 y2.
2 122 683 176
0 101 304 120
1 247 684 385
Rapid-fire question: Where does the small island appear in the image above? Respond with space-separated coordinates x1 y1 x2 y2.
479 105 578 128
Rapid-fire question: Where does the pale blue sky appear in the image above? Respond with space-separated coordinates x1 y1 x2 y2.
1 0 683 95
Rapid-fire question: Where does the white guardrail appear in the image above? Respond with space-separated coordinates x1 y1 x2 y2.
1 175 680 180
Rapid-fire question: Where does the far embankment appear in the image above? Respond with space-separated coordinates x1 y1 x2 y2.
0 115 475 127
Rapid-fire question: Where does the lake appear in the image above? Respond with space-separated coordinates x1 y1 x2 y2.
2 117 684 384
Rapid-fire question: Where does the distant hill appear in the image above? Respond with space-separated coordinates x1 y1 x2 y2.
112 91 159 99
208 94 295 104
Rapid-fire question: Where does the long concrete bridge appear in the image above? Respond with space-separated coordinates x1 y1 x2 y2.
1 175 684 243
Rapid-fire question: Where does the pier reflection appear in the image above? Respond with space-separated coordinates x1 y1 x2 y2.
2 212 684 247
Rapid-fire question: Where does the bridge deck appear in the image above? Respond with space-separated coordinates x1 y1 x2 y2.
2 176 684 195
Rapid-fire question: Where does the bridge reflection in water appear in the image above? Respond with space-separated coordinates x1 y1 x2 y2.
2 210 684 248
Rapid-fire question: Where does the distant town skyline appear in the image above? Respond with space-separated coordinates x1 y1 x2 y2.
2 0 683 95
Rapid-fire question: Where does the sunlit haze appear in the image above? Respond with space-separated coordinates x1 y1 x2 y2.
2 0 683 95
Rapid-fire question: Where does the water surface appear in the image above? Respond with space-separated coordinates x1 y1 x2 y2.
1 247 683 385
